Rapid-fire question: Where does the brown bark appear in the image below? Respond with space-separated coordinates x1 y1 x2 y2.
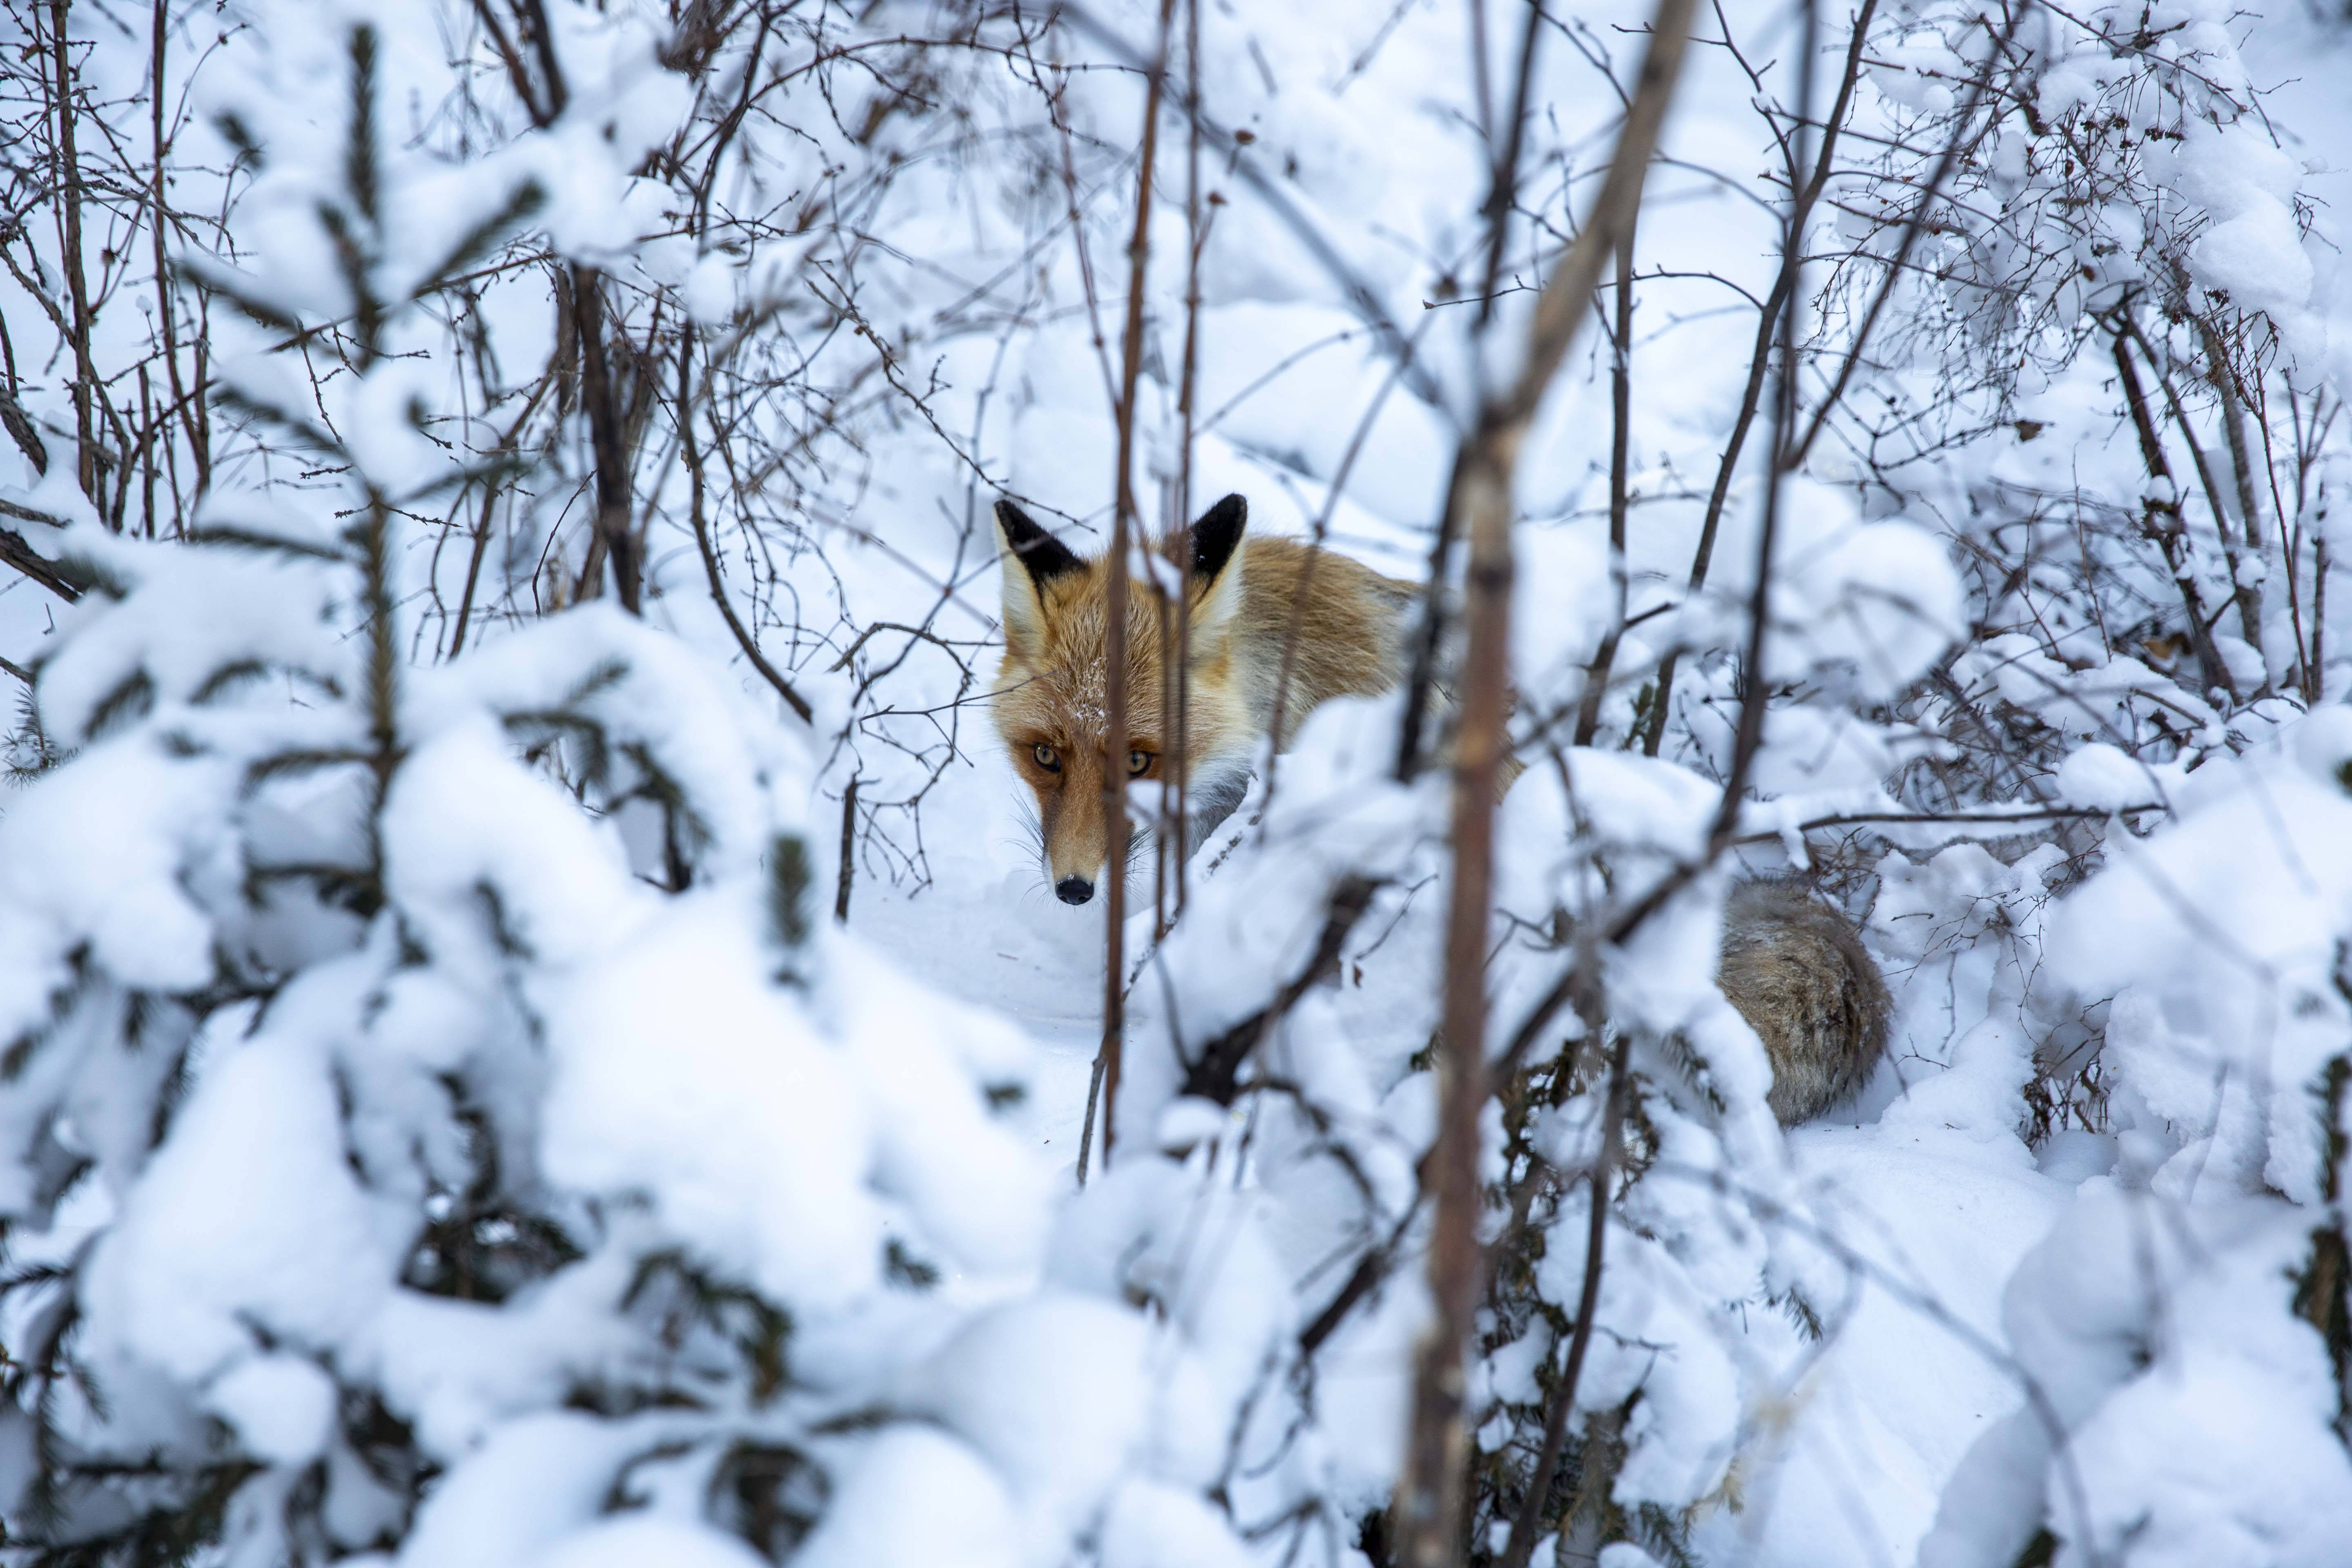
49 1 100 516
2111 328 2236 702
834 775 860 923
0 526 83 603
2196 315 2270 659
571 266 641 613
1096 0 1179 1170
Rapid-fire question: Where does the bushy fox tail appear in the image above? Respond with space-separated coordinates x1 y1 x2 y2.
1717 880 1891 1125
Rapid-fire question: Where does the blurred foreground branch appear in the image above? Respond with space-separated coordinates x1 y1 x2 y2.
1393 1 1697 1561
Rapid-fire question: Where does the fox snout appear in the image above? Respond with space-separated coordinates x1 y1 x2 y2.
1012 731 1176 906
1015 736 1116 903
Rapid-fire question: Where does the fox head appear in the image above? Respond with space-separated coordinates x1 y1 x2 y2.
991 493 1257 906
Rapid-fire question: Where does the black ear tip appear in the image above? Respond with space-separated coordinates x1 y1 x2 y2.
994 497 1050 550
1190 493 1249 580
994 497 1085 585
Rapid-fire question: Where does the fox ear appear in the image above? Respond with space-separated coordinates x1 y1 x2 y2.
1186 494 1248 649
994 499 1084 654
1188 494 1248 588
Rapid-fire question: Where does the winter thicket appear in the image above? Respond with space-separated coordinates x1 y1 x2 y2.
1 0 2350 1566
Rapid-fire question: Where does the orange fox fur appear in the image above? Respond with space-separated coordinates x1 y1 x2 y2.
988 490 1891 1125
990 494 1413 905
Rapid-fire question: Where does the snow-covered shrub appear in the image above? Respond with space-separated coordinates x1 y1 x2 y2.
1918 709 2352 1567
0 547 1054 1561
0 21 1140 1565
1800 0 2351 1142
1851 0 2319 401
1768 0 2328 826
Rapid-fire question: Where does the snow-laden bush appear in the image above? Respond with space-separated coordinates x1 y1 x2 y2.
0 21 1254 1565
0 543 1038 1561
1918 710 2352 1568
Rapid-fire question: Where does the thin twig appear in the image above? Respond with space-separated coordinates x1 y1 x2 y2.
1167 0 1205 926
1784 4 2018 467
1497 1005 1626 1568
1096 0 1179 1169
1635 0 1879 757
1180 876 1380 1104
2192 310 2269 658
1573 214 1637 748
2110 322 2234 702
571 265 641 612
834 776 860 922
679 335 814 722
1075 1053 1107 1189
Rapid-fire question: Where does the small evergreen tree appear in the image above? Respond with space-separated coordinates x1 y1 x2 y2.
0 18 1055 1563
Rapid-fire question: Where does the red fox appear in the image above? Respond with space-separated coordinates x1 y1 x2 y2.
987 493 1889 1123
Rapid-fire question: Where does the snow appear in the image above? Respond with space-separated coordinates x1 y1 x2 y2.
1697 1127 2069 1565
1923 1186 2352 1568
1098 1479 1255 1568
2055 742 2154 810
791 1425 1024 1568
366 1280 636 1464
528 1515 771 1568
395 1412 648 1568
0 734 229 1040
823 933 1054 1276
2069 1350 2352 1568
906 1292 1222 1564
207 1354 339 1468
31 528 351 743
539 885 889 1310
2049 710 2352 1203
1772 519 1967 701
79 1009 404 1390
2153 123 2318 332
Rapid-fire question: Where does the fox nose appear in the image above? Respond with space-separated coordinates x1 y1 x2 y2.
1054 875 1095 906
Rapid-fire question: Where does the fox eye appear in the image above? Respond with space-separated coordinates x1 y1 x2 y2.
1031 742 1060 772
1127 749 1153 777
